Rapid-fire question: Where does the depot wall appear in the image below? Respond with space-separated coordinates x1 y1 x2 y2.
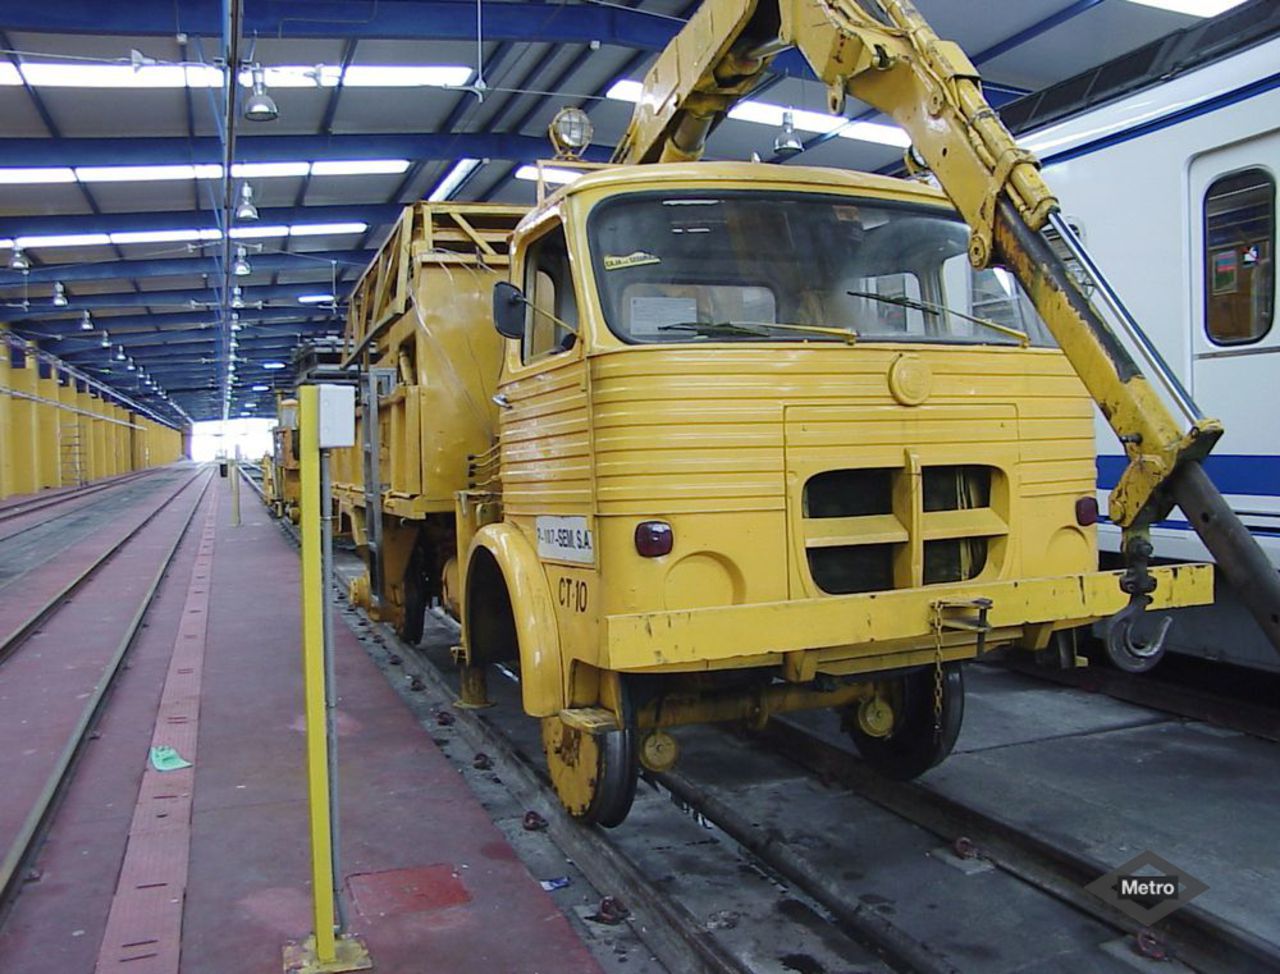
0 337 187 501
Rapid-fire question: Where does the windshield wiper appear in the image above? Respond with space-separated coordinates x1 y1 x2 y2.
658 320 858 344
846 290 1029 346
658 320 771 338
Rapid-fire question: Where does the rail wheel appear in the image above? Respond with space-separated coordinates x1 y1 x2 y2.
541 700 637 828
398 545 429 646
845 663 964 780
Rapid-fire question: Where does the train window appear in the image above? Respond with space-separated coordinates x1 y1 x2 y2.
521 222 579 363
1204 168 1274 345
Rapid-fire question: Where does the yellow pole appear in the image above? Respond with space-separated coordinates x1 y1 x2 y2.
287 387 370 974
231 446 242 527
299 386 337 963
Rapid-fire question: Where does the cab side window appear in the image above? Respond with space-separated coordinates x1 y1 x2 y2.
1204 168 1274 345
522 223 579 363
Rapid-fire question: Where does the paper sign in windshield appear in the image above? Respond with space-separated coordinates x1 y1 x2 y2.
604 251 661 271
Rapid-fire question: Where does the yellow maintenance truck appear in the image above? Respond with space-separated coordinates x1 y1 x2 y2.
266 395 302 522
334 0 1280 827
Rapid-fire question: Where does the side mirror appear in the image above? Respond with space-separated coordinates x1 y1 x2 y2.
493 281 526 340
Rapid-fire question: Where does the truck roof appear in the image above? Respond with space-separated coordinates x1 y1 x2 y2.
539 160 952 210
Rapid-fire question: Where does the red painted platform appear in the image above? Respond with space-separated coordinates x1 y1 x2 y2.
0 476 602 974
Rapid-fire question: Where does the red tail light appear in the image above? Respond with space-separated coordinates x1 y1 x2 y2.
635 521 673 557
1075 496 1099 527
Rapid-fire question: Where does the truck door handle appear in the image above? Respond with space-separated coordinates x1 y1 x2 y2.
492 393 512 409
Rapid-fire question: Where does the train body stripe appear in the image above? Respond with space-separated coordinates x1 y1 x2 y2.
1097 454 1280 498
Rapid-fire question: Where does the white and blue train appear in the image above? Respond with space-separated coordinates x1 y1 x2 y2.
1005 11 1278 671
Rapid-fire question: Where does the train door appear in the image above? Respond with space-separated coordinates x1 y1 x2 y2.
1188 135 1279 530
1181 133 1280 671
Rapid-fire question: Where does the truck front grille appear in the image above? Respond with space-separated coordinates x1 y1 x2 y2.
802 462 1003 595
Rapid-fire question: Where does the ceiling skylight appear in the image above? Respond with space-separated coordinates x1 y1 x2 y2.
1123 0 1246 14
428 158 483 201
1 221 368 252
310 159 410 176
0 160 413 185
0 167 77 184
287 222 368 237
341 66 473 87
230 162 311 179
14 232 111 248
606 79 911 149
228 225 291 240
77 164 206 183
0 61 472 91
109 228 223 245
514 165 583 186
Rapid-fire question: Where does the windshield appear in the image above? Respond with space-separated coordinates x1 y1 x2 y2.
588 191 1056 347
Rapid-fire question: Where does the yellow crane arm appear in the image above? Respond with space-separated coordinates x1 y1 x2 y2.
613 0 1280 654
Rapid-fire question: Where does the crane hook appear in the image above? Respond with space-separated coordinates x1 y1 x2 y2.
1103 531 1171 672
1103 595 1172 673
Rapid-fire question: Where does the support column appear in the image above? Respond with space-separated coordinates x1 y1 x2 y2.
93 394 108 481
35 362 60 488
58 372 83 487
7 346 40 496
77 382 97 482
0 340 13 499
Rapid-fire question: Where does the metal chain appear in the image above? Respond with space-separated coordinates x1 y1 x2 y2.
930 606 944 733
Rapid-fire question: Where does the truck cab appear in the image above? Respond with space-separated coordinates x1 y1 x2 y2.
454 162 1209 824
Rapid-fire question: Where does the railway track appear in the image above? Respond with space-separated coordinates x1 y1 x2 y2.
245 488 1276 973
0 469 215 916
0 469 156 538
334 599 1280 974
1000 652 1280 743
0 467 208 661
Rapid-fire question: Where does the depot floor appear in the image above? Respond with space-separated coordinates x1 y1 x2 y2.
0 471 603 974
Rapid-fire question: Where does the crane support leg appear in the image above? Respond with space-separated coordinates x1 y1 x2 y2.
1169 462 1280 653
995 201 1280 656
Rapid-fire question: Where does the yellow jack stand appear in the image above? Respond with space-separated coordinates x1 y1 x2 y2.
283 934 372 974
452 653 493 709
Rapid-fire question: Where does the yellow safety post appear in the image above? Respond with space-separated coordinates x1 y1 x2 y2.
231 446 242 527
286 385 370 974
0 336 14 499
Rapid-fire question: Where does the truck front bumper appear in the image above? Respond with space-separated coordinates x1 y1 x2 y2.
603 564 1213 676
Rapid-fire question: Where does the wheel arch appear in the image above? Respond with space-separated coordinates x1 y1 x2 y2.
464 523 564 717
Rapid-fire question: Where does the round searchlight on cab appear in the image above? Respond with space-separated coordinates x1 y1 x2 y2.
548 107 594 159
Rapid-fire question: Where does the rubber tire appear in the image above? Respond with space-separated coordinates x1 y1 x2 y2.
847 663 964 781
398 546 428 646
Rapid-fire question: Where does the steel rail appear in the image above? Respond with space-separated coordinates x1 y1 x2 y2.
250 480 759 974
237 462 265 501
0 469 215 919
369 592 1275 972
0 467 208 664
0 468 155 526
263 474 1276 972
0 470 168 546
346 604 946 972
751 717 1280 974
1000 655 1280 743
362 628 758 974
654 765 960 974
